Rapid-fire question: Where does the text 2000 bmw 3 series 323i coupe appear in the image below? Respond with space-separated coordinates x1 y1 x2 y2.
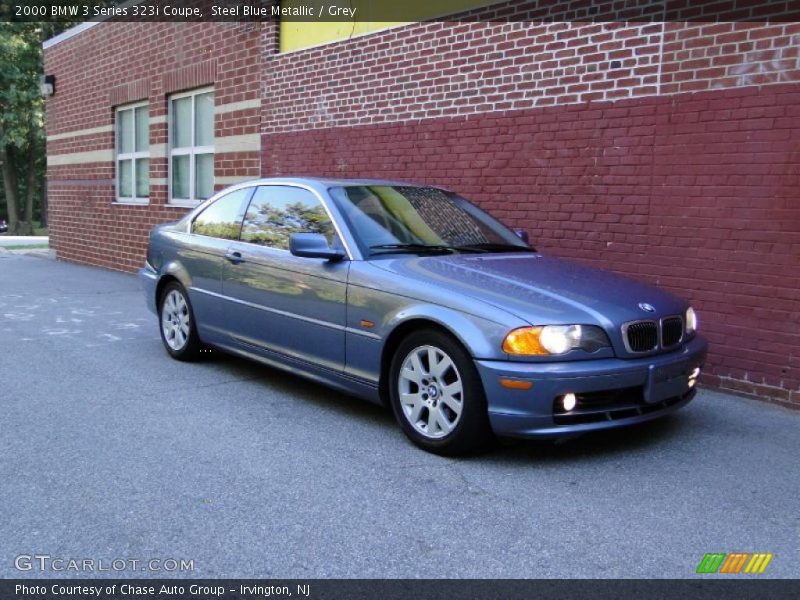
140 178 707 455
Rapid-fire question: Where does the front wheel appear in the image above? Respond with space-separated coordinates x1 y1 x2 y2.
388 329 494 456
159 282 203 361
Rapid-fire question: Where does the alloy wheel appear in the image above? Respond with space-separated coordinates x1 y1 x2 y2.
397 345 464 439
161 289 191 351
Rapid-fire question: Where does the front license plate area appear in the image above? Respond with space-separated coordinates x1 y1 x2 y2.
644 362 690 404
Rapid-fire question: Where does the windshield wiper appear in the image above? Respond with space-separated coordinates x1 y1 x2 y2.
368 243 460 256
453 243 537 253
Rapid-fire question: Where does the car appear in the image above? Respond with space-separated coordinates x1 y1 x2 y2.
0 219 7 233
140 177 707 455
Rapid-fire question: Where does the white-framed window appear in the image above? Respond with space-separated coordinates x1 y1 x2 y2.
169 87 214 205
115 102 149 203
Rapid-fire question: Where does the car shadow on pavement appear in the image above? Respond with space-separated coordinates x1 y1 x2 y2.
488 415 687 463
208 351 688 462
210 351 395 423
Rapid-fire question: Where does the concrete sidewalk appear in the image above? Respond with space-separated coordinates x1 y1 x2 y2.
1 254 798 579
0 235 49 247
0 236 50 258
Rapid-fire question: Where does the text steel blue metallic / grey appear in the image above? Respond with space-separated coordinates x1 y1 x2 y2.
139 177 707 455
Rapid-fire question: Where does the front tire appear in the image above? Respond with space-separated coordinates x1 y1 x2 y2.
389 329 494 456
158 281 203 361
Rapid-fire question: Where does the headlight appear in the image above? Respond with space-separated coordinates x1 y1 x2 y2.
502 325 610 356
685 306 698 336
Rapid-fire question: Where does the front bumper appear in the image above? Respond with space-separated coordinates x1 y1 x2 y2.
477 335 708 438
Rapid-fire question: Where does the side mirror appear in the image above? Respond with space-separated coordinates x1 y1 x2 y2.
514 228 530 244
289 233 345 261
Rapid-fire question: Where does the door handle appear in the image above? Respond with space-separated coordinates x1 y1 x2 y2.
225 250 244 264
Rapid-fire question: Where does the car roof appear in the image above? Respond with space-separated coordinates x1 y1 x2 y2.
229 176 448 191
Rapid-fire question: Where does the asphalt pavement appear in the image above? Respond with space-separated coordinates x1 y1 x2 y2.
1 253 798 578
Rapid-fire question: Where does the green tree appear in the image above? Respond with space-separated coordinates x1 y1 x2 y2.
0 8 116 234
0 22 46 235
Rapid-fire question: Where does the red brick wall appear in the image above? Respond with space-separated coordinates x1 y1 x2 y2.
43 8 800 405
261 84 800 406
260 15 800 406
263 19 799 132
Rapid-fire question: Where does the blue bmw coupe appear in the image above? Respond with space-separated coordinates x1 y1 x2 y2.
140 178 707 454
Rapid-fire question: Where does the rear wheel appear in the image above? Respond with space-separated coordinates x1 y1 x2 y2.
389 329 493 455
159 282 203 361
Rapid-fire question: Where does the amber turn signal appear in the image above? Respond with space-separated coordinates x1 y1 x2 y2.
499 378 534 390
502 326 549 356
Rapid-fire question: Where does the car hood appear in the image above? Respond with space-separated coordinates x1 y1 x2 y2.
370 253 686 327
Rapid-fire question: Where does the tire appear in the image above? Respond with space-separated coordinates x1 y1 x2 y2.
158 281 203 361
388 329 494 456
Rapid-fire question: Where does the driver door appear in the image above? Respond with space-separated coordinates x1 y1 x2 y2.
221 185 349 373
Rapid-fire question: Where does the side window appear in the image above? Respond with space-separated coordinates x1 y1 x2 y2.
192 188 252 239
241 186 335 250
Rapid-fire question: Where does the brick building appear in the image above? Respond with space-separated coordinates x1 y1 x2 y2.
43 1 799 406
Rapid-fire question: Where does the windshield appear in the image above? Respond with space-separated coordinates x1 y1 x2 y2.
329 185 531 257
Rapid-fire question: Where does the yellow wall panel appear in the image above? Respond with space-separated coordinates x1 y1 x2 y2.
280 0 499 53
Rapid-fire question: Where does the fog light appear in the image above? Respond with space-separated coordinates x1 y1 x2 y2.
561 393 577 412
688 367 701 388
